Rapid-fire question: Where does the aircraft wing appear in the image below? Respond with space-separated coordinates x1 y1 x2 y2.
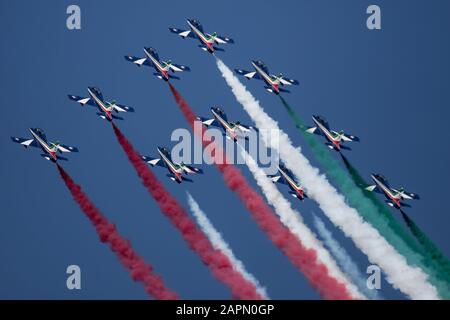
365 184 382 194
235 123 256 133
180 163 203 174
11 137 38 148
169 28 196 39
68 95 96 107
197 116 220 128
235 69 262 80
278 76 299 86
108 102 135 113
169 63 191 72
268 174 288 185
124 55 153 67
393 189 420 200
57 144 79 153
340 133 360 142
305 126 321 135
141 156 165 167
207 33 234 44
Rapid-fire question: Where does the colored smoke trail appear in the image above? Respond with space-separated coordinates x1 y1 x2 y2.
290 100 450 297
337 153 426 256
238 146 364 299
340 154 450 284
186 192 270 299
168 82 355 300
400 210 450 278
112 123 263 300
342 154 450 281
280 96 428 260
56 164 178 300
312 214 382 300
283 85 450 298
216 58 440 299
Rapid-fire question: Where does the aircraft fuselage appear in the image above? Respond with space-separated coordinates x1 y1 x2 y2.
87 88 113 121
251 61 279 94
187 20 215 53
371 175 401 208
211 109 237 141
158 147 183 182
278 166 305 199
29 129 57 161
312 117 341 151
144 49 169 81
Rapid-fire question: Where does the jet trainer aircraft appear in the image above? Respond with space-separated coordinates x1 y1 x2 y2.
306 115 359 151
142 146 203 184
124 47 190 81
268 164 307 200
68 87 134 121
11 128 78 162
169 19 234 53
197 107 256 142
366 174 420 209
235 60 299 94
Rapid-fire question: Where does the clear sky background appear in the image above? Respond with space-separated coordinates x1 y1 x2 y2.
1 0 449 299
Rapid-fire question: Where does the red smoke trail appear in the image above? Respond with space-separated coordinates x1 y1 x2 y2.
111 123 263 300
56 164 178 300
167 83 354 300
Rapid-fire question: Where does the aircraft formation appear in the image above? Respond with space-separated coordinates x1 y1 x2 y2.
11 18 418 216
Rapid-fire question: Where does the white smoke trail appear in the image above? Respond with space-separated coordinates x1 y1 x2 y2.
312 214 382 300
216 58 439 299
186 192 269 299
238 146 365 299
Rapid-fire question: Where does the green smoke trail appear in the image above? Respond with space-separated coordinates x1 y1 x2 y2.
339 154 425 255
279 96 450 298
400 210 450 277
341 154 450 279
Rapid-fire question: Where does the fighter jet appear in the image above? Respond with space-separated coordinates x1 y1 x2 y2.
268 164 307 200
306 115 359 151
11 128 78 162
124 47 190 81
366 174 420 209
68 87 134 121
235 60 299 94
141 146 203 183
169 19 234 53
197 107 256 142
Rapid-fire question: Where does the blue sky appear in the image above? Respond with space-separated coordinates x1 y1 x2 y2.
1 0 449 299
